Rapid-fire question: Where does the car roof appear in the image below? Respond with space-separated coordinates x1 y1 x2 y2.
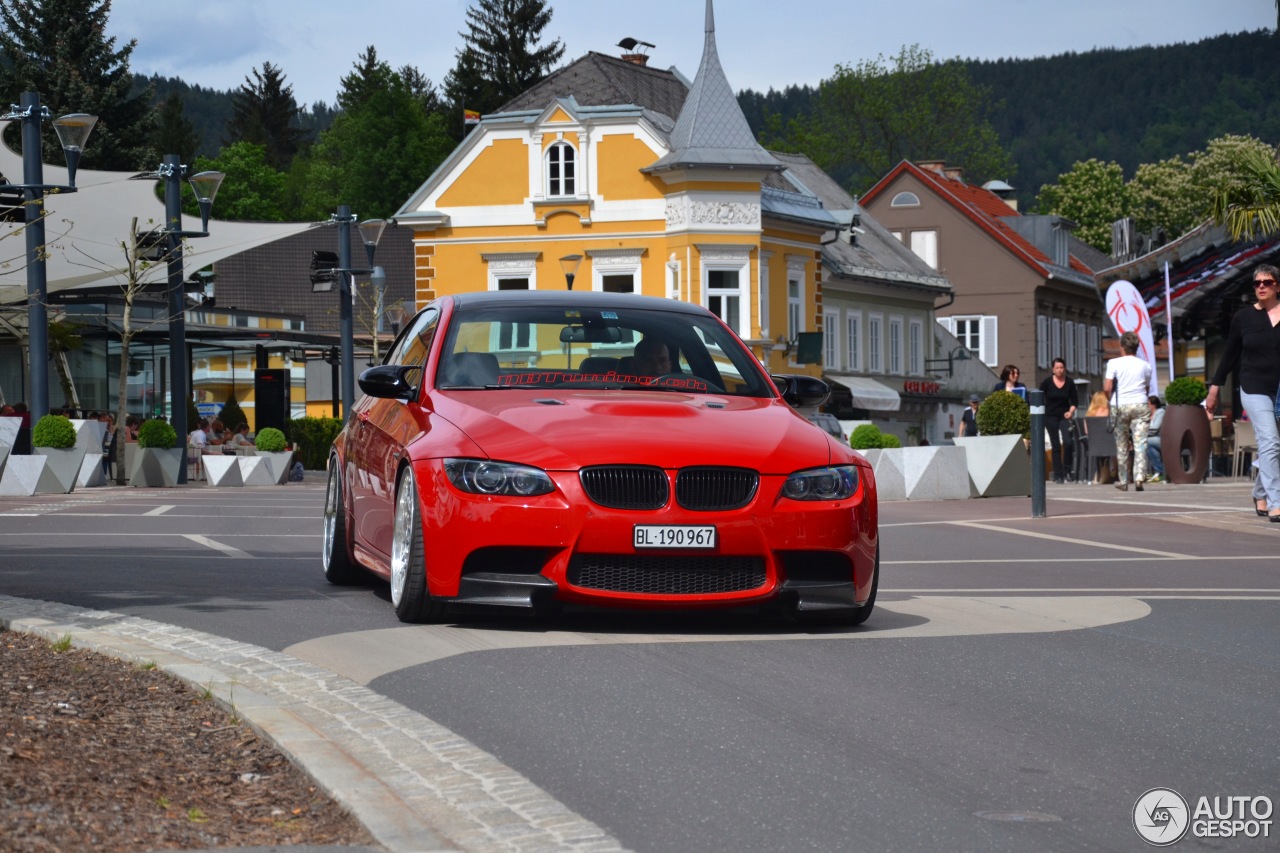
446 289 709 315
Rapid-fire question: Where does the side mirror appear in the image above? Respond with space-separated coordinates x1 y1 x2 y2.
358 364 419 400
771 374 831 408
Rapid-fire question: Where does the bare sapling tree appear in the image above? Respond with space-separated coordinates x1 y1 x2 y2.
67 216 186 483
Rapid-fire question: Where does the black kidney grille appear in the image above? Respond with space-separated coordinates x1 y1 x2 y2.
568 554 767 595
675 467 759 511
580 466 668 509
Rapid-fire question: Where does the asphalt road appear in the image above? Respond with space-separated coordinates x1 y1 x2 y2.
1 476 1277 852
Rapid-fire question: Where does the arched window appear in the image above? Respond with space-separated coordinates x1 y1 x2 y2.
546 142 576 197
890 191 921 207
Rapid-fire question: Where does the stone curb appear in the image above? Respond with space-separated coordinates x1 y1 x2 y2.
0 595 626 853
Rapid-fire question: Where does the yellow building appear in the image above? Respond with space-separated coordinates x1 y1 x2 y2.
394 0 838 378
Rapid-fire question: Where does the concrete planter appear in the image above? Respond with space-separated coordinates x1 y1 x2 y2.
953 435 1032 497
71 419 107 488
0 449 84 495
256 450 294 485
858 446 970 501
129 447 184 487
0 443 9 477
1160 405 1211 484
203 454 276 487
37 446 86 493
0 415 19 448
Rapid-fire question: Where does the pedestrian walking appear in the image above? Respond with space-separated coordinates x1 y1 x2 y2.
1104 331 1153 492
1204 263 1280 522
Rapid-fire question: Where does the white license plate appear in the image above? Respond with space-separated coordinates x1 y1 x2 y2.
633 525 717 549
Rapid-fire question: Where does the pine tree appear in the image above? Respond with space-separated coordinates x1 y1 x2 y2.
443 0 564 121
151 92 200 165
0 0 155 170
224 61 303 171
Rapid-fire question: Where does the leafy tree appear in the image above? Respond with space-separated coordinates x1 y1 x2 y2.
224 61 303 170
1131 135 1278 239
1035 158 1132 251
151 92 201 165
0 0 155 170
769 45 1014 195
442 0 565 122
192 142 289 221
298 54 454 220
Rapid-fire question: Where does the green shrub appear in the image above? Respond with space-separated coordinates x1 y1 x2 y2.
32 414 76 448
136 419 178 449
287 416 344 469
850 423 883 450
1163 376 1207 406
879 432 902 448
975 390 1031 437
217 396 249 432
254 427 288 452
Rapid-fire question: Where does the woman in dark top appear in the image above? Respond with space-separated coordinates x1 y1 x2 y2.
993 364 1027 396
1039 357 1079 483
1205 263 1280 521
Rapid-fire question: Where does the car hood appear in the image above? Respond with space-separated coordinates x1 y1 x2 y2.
427 390 839 473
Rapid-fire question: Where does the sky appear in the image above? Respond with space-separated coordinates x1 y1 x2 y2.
107 0 1276 109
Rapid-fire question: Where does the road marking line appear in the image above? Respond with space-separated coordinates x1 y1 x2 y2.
144 505 174 516
882 508 1239 526
949 520 1186 557
182 534 253 559
884 587 1280 593
884 555 1273 564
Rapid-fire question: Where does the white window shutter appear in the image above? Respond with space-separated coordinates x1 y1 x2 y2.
1036 315 1049 368
936 316 954 335
980 315 998 366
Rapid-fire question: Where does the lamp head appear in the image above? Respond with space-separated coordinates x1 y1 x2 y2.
359 219 386 266
559 253 583 291
188 171 225 232
52 113 97 187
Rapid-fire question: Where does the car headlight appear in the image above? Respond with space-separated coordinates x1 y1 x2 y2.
443 458 555 496
781 465 859 501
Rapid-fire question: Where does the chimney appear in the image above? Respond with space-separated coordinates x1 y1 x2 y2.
617 38 655 66
943 166 963 181
917 160 947 176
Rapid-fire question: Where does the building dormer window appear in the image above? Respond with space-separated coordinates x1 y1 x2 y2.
890 191 920 207
546 141 576 197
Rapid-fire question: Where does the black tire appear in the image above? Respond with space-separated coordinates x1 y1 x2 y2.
322 459 362 585
390 467 447 624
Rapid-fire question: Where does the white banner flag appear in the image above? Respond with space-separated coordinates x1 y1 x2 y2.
1105 279 1160 396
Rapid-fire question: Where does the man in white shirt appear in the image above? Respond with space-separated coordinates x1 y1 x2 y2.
1103 331 1154 492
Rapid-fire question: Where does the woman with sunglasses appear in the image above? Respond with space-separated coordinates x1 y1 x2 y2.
1205 263 1280 522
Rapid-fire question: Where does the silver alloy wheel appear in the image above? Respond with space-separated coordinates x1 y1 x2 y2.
322 466 338 569
390 469 415 607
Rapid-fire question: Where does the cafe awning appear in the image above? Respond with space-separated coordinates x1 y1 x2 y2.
824 374 901 412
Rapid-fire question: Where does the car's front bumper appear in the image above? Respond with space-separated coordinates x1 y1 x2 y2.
415 460 877 613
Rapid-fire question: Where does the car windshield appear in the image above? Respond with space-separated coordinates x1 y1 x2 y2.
436 301 773 397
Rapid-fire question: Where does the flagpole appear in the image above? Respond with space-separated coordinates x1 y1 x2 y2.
1164 261 1174 384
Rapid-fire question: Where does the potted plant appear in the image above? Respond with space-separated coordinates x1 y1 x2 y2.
254 427 293 485
0 414 84 495
954 390 1032 497
1160 376 1211 484
130 419 183 487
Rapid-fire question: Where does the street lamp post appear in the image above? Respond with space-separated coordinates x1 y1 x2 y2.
0 92 97 421
141 155 223 482
312 207 385 422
